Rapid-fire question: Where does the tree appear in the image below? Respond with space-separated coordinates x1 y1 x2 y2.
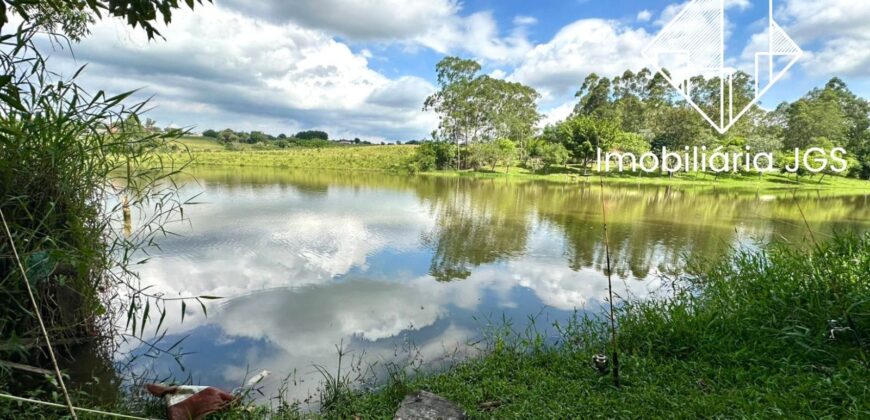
248 130 269 143
817 78 870 179
686 72 757 136
202 129 219 138
494 139 517 172
538 124 561 145
611 70 649 133
555 66 867 180
218 128 239 143
425 57 484 159
425 57 540 168
612 132 650 155
651 107 715 153
574 73 614 119
483 77 540 157
296 130 329 140
783 91 848 150
822 78 870 146
558 116 620 168
573 68 674 136
412 141 456 171
466 143 491 170
527 140 570 173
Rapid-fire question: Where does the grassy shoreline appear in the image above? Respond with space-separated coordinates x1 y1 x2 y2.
165 140 870 191
312 234 869 418
147 233 867 419
6 232 868 419
420 166 870 190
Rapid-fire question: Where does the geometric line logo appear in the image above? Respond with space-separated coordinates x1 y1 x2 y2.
642 0 803 134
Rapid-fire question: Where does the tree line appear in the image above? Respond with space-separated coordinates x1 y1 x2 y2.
199 128 417 149
414 56 870 180
203 128 329 142
201 128 332 146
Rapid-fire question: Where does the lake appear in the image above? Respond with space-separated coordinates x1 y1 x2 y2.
106 168 870 404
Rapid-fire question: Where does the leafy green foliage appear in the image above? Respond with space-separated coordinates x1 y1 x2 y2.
0 1 216 414
0 0 212 41
469 138 519 172
411 141 456 172
564 69 870 180
295 130 329 141
612 132 650 155
425 56 540 167
558 116 619 165
526 140 569 173
784 90 849 150
0 18 189 346
415 60 870 181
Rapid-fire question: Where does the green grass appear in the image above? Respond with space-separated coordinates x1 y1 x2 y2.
166 139 416 171
174 135 227 151
167 138 869 190
422 165 870 190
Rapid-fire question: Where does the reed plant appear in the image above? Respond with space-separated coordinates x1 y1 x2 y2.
0 21 205 409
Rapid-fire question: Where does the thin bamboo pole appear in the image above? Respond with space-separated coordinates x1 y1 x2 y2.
599 177 621 388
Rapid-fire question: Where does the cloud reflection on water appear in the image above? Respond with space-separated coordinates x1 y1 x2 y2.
125 169 869 402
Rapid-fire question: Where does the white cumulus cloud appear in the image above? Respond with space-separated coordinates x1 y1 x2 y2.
509 19 652 99
778 0 870 77
42 5 437 139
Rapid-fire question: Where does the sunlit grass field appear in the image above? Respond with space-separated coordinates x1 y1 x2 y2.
168 137 416 171
168 137 869 190
174 136 227 151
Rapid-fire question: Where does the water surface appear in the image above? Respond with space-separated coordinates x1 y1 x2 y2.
117 168 870 402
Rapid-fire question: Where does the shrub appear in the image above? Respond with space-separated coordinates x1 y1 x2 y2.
412 141 456 171
527 140 569 173
0 25 193 402
296 130 329 140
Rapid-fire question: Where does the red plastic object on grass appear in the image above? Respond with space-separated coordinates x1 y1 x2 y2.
146 384 235 420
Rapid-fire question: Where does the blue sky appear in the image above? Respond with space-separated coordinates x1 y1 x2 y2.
40 0 870 140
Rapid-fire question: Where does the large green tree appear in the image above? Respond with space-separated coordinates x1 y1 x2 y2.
558 116 620 168
425 57 485 148
817 78 870 178
425 57 540 168
783 88 848 150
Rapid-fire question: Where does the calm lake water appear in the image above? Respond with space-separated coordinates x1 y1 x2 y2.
110 168 869 403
